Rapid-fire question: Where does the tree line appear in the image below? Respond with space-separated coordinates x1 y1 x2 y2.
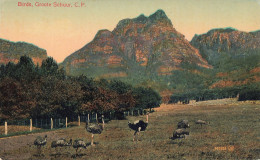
0 56 161 120
169 83 260 104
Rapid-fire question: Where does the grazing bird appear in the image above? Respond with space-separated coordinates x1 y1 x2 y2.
51 138 72 155
171 128 189 140
73 139 86 155
86 116 104 146
177 120 190 129
34 135 47 156
128 113 149 141
195 120 209 127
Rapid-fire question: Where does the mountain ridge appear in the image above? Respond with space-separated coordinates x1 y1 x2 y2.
62 9 210 78
0 38 47 65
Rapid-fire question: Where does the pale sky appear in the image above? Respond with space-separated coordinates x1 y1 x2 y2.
0 0 259 63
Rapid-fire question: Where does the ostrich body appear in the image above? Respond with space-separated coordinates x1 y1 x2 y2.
73 139 86 155
171 128 189 139
86 116 104 146
195 120 209 127
177 120 190 129
34 135 47 156
51 138 72 154
128 114 149 141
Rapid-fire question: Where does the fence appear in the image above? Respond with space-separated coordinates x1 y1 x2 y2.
0 118 68 137
0 109 148 137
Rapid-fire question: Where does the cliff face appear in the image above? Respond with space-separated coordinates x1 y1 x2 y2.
191 28 260 88
191 28 260 64
62 9 210 77
0 39 47 65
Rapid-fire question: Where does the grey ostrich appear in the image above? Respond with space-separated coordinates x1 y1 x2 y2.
195 120 209 127
171 128 189 140
177 120 190 129
86 116 104 146
73 139 87 156
34 135 47 156
51 138 72 155
128 114 149 141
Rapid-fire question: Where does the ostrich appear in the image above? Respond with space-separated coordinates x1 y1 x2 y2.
73 139 87 156
195 120 209 127
128 113 149 141
85 115 104 146
51 138 72 155
177 120 190 129
170 128 189 140
34 135 47 156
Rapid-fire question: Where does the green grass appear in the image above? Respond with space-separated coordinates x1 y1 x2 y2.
0 102 259 159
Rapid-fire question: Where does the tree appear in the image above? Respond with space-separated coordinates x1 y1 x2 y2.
41 57 65 79
14 56 37 81
30 77 83 118
133 87 161 111
0 77 36 119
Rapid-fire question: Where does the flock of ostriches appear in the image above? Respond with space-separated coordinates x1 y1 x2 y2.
33 113 209 157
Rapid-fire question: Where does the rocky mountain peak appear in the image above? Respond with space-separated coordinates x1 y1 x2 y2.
62 10 210 77
148 9 170 23
190 28 260 65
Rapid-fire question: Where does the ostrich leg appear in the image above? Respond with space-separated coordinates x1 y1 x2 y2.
133 131 137 142
91 134 94 145
75 148 78 156
137 127 141 141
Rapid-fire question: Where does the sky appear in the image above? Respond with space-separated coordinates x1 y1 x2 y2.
0 0 260 63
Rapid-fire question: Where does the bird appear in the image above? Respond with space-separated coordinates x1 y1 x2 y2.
73 139 87 156
85 115 104 146
51 138 72 155
195 120 209 127
171 128 189 140
177 120 190 129
34 135 47 156
128 113 149 141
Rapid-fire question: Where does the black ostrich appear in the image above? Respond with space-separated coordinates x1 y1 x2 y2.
51 138 72 155
195 120 209 127
34 135 47 156
177 120 190 129
170 128 189 140
128 114 149 141
85 116 104 146
73 139 87 156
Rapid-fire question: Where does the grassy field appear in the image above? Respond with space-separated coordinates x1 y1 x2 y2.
0 99 259 160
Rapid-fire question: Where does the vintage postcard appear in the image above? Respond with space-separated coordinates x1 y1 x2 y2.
0 0 259 159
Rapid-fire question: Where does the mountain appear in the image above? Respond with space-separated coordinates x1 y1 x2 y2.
62 9 210 78
190 28 260 88
0 38 47 65
191 28 260 65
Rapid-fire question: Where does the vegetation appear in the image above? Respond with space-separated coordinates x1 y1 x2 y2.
169 51 260 103
0 102 259 159
0 56 161 120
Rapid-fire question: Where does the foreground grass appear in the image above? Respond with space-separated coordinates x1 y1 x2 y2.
0 102 259 159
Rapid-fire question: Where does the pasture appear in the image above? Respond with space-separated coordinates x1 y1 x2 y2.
0 99 259 160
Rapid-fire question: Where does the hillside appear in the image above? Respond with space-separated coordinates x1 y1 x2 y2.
190 28 260 89
191 28 260 65
61 9 210 78
0 39 47 65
